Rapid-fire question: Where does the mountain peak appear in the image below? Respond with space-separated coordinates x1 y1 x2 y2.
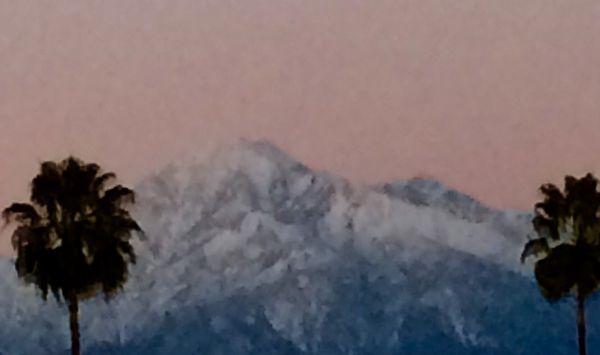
0 139 553 355
235 138 297 162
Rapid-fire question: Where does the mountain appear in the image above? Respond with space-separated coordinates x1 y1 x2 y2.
0 139 598 354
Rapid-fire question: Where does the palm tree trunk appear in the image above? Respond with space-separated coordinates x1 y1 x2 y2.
577 294 587 355
68 291 81 355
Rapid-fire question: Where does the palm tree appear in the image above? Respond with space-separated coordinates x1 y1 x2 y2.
2 157 142 355
521 173 600 355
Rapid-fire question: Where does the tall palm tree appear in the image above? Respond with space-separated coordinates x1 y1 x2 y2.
2 157 142 355
522 173 600 355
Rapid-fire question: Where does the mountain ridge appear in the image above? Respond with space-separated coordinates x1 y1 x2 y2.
1 139 593 355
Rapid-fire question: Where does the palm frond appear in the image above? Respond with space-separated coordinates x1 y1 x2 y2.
92 173 116 192
539 183 565 202
101 185 135 207
30 161 62 206
534 244 578 302
521 237 550 263
2 203 41 225
532 215 560 241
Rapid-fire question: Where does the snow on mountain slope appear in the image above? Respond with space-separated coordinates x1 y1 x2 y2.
0 139 597 354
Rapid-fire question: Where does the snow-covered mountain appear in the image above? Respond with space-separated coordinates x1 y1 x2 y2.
0 139 597 354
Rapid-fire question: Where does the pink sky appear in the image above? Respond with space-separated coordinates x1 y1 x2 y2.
2 1 600 252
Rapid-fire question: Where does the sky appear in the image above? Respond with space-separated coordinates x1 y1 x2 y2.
2 1 600 252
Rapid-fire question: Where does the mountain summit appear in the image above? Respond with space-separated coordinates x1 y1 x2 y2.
0 140 596 354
